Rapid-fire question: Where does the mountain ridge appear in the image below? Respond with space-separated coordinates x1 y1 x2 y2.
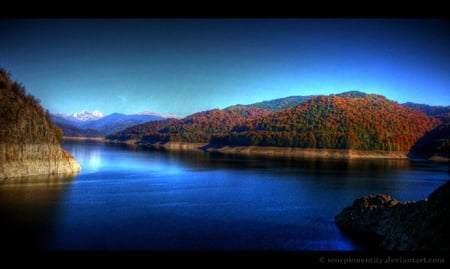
52 112 173 136
107 91 441 155
226 91 370 112
402 102 450 116
213 94 437 151
55 110 104 122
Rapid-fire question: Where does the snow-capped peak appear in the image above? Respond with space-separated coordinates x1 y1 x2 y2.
91 110 104 118
71 110 104 121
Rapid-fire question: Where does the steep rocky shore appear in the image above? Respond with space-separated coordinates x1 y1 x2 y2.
0 68 80 178
335 181 450 250
0 144 80 178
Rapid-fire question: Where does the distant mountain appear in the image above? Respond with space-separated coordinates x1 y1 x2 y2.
108 92 439 152
56 122 103 138
51 114 103 137
55 110 104 122
73 109 104 121
51 114 82 127
402 102 450 118
80 113 167 135
133 111 181 119
52 110 104 128
52 111 170 136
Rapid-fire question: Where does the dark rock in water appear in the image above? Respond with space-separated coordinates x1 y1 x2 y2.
335 181 450 251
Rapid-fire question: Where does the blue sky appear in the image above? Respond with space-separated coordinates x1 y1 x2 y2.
0 19 449 117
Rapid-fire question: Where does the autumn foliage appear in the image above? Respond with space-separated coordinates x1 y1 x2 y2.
0 68 64 144
213 94 438 151
107 107 270 143
108 93 440 152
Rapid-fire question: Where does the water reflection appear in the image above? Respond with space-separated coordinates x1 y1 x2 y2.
70 141 413 174
63 141 104 173
67 141 448 203
0 173 76 250
42 141 448 250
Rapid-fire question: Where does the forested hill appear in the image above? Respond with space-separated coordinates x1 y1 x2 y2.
107 107 270 143
226 91 368 112
108 93 439 152
0 68 80 178
56 122 103 138
229 95 314 111
213 94 438 151
0 69 62 144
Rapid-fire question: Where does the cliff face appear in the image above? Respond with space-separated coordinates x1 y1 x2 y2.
335 181 450 251
0 144 81 178
0 68 81 178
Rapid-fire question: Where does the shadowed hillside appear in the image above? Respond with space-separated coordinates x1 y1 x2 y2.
408 121 450 160
56 123 103 138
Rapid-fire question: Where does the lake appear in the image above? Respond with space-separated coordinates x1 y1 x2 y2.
0 141 448 251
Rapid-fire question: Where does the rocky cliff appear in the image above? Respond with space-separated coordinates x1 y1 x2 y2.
335 181 450 251
0 68 81 178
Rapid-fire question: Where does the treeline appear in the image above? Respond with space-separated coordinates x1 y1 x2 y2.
57 123 103 138
0 68 63 144
230 95 314 111
212 94 438 151
107 107 270 143
108 93 439 152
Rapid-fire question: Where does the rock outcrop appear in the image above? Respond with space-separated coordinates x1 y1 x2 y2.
335 181 450 250
0 144 81 178
0 68 81 178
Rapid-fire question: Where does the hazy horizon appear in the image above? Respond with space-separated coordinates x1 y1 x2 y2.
49 89 450 119
1 19 449 117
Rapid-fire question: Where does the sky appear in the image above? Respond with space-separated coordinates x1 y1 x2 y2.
0 19 449 117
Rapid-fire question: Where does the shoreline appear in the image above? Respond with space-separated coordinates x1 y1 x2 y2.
63 136 105 142
0 143 81 179
106 140 411 160
205 145 409 160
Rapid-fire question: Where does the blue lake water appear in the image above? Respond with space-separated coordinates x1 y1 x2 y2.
0 141 448 251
